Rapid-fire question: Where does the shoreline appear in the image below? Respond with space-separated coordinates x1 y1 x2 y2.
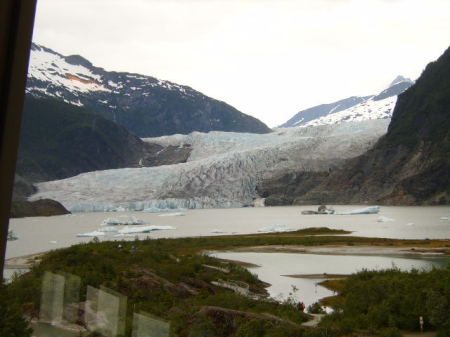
4 252 43 269
7 240 450 270
228 243 450 257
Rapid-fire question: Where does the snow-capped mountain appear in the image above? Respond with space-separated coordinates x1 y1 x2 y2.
280 76 414 128
26 43 271 137
29 119 388 211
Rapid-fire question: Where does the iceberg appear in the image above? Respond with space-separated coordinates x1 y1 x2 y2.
376 216 395 222
257 224 294 233
336 206 380 215
158 212 185 217
101 215 145 226
98 226 119 233
7 230 18 241
117 225 176 234
76 231 105 237
440 216 450 221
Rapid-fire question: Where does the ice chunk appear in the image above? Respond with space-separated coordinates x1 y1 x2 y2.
257 224 294 233
210 229 227 233
101 215 145 226
377 216 395 222
157 212 185 217
117 225 175 234
99 226 119 233
7 230 18 241
77 231 105 237
143 207 188 213
440 216 450 221
336 206 380 215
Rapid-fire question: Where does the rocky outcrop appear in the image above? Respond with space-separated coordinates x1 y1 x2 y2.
256 171 330 206
11 174 37 201
141 143 192 167
197 306 302 328
10 199 70 218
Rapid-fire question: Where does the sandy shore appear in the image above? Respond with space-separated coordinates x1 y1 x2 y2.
231 244 450 256
5 253 43 269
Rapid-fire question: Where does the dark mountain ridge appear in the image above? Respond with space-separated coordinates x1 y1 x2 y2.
15 96 193 187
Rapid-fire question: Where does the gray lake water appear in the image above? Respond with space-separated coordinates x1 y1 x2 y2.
6 205 450 260
211 251 449 308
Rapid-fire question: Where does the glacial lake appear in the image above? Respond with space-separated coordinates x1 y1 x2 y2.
211 251 449 308
6 205 450 260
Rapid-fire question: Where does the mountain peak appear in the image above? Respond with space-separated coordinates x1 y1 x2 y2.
65 54 93 68
389 75 413 87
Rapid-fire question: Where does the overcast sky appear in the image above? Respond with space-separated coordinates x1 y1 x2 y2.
32 0 450 127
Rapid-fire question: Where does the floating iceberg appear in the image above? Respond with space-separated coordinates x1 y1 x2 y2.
98 226 119 233
76 231 105 237
101 215 145 226
377 216 395 222
440 216 450 221
257 224 294 233
7 230 18 241
158 212 185 217
117 225 176 234
336 206 380 215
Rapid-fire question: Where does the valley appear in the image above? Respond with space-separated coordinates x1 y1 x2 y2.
3 38 449 337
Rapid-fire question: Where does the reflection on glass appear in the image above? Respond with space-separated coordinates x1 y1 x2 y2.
63 272 81 323
38 273 169 336
132 311 170 337
85 285 127 336
84 285 99 331
40 271 65 324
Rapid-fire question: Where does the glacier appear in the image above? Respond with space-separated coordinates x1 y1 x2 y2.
30 119 389 212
